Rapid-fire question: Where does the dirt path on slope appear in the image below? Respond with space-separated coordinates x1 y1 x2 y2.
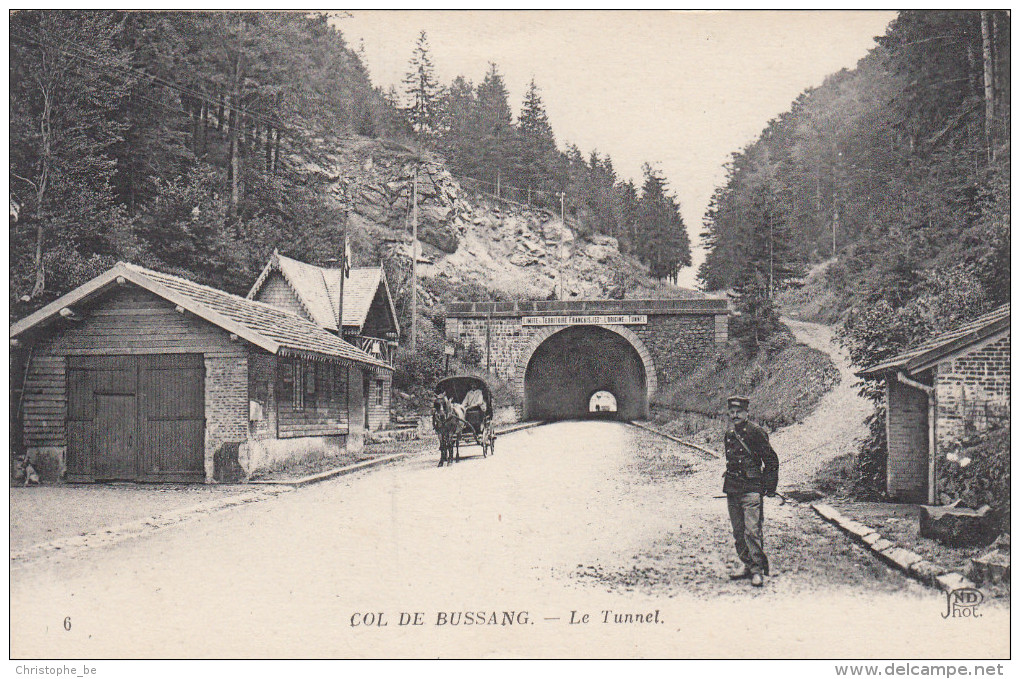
774 318 871 489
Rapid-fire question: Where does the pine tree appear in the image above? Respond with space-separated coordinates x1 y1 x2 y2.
515 79 559 200
434 75 477 174
474 63 514 185
729 176 803 352
635 164 692 281
519 79 554 141
402 30 439 144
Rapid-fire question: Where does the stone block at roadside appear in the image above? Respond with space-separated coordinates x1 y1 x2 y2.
908 560 947 586
936 572 977 593
837 518 878 542
812 503 841 522
968 550 1010 585
869 538 894 553
877 546 923 571
919 503 996 547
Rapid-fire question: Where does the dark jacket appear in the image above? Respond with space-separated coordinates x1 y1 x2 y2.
722 420 779 495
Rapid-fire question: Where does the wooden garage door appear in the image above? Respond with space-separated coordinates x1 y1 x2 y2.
66 355 205 482
138 354 205 480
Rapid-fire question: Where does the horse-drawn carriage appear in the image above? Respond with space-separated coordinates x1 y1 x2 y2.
432 375 496 466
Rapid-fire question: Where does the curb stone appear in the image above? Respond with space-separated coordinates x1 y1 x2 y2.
862 532 882 546
837 518 878 542
250 421 549 487
812 503 841 522
811 503 977 593
248 452 410 487
626 421 720 459
877 546 923 571
870 538 895 552
909 560 947 586
936 572 976 593
494 421 548 436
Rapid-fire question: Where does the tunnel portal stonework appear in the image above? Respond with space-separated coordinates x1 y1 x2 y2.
445 299 729 420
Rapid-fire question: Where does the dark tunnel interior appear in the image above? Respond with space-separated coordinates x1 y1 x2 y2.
523 326 647 421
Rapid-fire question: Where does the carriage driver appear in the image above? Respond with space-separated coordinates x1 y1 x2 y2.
722 395 779 588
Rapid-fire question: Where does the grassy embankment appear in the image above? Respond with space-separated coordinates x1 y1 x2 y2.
651 325 840 451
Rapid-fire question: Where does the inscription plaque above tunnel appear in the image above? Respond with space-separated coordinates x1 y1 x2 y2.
445 299 729 421
522 314 647 326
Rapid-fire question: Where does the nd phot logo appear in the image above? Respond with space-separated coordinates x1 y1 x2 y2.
941 587 983 619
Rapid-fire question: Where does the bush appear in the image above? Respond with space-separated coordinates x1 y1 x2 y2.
392 324 446 396
850 409 889 501
809 409 889 500
938 424 1010 533
730 281 783 355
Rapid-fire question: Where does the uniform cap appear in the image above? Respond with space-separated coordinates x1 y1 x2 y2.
727 395 750 409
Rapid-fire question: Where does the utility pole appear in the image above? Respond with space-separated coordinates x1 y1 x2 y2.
981 10 996 163
410 164 418 350
558 191 566 300
485 309 492 374
768 211 774 298
832 146 841 257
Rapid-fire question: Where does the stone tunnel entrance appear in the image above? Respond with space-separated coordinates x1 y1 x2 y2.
524 326 648 421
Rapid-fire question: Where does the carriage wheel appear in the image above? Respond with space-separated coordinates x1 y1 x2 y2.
475 425 487 458
484 427 495 456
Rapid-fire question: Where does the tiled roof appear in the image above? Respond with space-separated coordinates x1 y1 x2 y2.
249 254 396 334
858 304 1010 377
9 263 390 370
124 265 389 369
274 254 345 331
342 267 383 329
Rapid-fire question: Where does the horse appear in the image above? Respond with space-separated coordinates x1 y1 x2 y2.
432 392 467 467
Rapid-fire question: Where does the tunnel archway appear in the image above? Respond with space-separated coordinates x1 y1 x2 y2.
521 325 653 421
589 390 618 413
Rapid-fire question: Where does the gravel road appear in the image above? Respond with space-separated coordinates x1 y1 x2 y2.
10 419 1007 659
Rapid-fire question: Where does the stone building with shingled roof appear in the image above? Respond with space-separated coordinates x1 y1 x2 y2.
858 304 1010 503
10 262 391 483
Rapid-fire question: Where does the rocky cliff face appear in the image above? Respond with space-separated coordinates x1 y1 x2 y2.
317 137 689 304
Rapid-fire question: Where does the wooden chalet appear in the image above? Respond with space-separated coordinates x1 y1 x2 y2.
10 262 391 483
247 253 399 431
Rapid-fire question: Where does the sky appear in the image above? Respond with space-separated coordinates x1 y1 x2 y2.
333 10 897 288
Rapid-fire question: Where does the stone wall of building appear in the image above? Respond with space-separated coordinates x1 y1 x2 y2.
204 354 249 482
886 377 931 503
935 331 1010 451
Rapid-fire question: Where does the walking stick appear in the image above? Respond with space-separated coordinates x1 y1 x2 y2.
713 492 788 506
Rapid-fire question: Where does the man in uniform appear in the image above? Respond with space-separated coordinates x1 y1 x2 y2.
722 395 780 587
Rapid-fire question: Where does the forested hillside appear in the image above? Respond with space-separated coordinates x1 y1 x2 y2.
10 12 407 307
9 11 694 324
697 10 1010 495
699 10 1009 356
